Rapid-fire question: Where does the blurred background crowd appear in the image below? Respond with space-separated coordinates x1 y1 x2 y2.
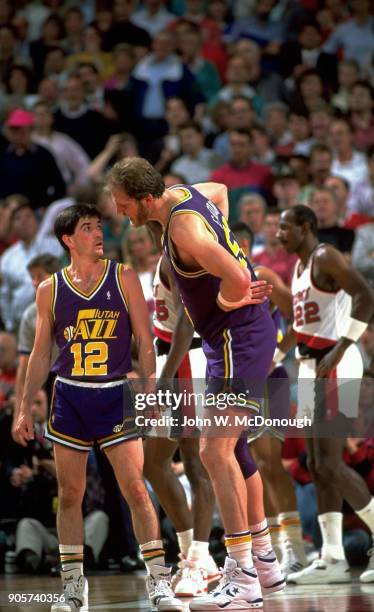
0 0 374 578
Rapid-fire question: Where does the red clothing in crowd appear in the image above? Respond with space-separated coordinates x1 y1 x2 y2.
253 247 298 287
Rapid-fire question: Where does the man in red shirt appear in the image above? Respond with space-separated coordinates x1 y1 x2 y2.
253 209 297 286
210 128 273 221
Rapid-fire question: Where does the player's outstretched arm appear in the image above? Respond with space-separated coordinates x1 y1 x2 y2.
316 245 374 377
14 280 54 446
159 256 194 379
170 214 272 309
255 265 293 317
194 182 229 219
121 267 156 380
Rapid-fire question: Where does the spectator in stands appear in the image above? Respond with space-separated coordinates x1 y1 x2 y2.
103 0 150 56
151 96 190 170
324 175 350 222
273 169 301 210
122 226 156 314
0 202 62 332
347 146 374 217
132 30 203 153
163 172 186 188
210 127 273 221
227 0 285 50
234 38 284 107
32 100 90 191
0 108 66 207
0 65 36 115
177 22 221 103
323 0 374 70
29 14 65 84
0 24 21 83
103 43 136 91
280 19 330 81
288 154 310 191
253 209 297 285
53 76 109 158
13 254 60 438
309 187 354 253
62 6 84 55
331 59 360 114
330 117 369 190
309 103 333 147
350 80 374 152
264 102 293 156
132 0 174 38
308 143 333 189
36 77 60 110
66 23 114 80
251 124 277 168
213 96 255 162
43 46 68 87
210 54 261 114
170 121 222 183
97 190 129 262
0 331 17 410
87 132 138 185
288 108 315 156
291 68 327 114
352 224 374 288
237 193 266 255
76 62 105 111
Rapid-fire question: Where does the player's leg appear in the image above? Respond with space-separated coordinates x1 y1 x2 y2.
51 443 89 612
104 438 183 611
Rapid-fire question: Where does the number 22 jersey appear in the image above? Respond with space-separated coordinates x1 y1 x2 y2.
291 247 351 350
51 259 132 381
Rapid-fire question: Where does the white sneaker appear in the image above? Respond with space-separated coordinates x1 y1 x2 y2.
173 559 208 597
281 542 307 579
253 550 286 594
146 564 184 611
287 558 351 585
189 557 263 610
51 575 88 611
206 554 221 584
360 547 374 583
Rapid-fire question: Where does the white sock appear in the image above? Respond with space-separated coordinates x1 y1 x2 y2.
249 519 272 556
279 511 304 546
176 528 193 558
318 512 346 561
356 498 374 534
140 540 165 574
188 540 210 563
268 517 282 550
225 531 253 569
59 545 83 581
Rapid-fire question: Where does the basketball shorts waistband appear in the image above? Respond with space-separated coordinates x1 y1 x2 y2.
56 375 126 388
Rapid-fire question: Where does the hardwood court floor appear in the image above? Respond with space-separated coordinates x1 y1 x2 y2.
1 573 374 611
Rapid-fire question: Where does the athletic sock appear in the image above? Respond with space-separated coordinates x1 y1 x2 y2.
188 540 210 564
249 519 272 556
225 530 253 569
318 512 346 561
356 498 374 534
140 540 165 574
268 516 282 551
279 511 304 547
176 528 193 558
60 545 84 581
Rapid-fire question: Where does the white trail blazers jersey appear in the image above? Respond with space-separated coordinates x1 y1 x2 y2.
291 248 351 349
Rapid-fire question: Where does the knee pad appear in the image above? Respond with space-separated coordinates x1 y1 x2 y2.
234 436 258 479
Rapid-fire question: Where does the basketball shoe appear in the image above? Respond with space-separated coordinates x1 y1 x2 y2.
281 541 307 579
253 550 286 594
146 564 184 611
51 574 88 611
360 545 374 583
287 558 351 584
189 557 263 610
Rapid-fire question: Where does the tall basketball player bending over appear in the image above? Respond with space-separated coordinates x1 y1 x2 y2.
277 205 374 584
107 157 284 610
14 204 183 612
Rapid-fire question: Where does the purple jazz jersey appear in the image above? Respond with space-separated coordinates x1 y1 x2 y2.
51 259 132 381
163 185 276 397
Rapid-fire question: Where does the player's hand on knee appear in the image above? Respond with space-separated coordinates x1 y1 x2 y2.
14 409 34 447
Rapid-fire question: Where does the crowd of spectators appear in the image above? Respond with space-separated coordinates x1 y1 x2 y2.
1 0 374 575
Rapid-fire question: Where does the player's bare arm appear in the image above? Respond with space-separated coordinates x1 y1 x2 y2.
14 280 54 446
255 265 293 318
121 266 156 379
315 245 374 377
170 214 272 310
159 256 194 379
193 182 229 219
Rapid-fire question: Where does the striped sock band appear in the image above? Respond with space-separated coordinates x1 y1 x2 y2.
59 545 84 580
140 540 165 574
249 519 272 556
279 511 303 546
225 530 253 569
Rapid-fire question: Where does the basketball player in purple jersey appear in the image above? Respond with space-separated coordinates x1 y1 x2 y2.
107 157 282 610
14 204 183 612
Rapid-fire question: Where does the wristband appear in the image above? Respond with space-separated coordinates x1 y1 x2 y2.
217 291 248 310
273 347 286 364
341 317 368 342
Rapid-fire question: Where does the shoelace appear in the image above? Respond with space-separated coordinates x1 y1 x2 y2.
63 580 83 602
154 579 174 598
209 565 239 596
